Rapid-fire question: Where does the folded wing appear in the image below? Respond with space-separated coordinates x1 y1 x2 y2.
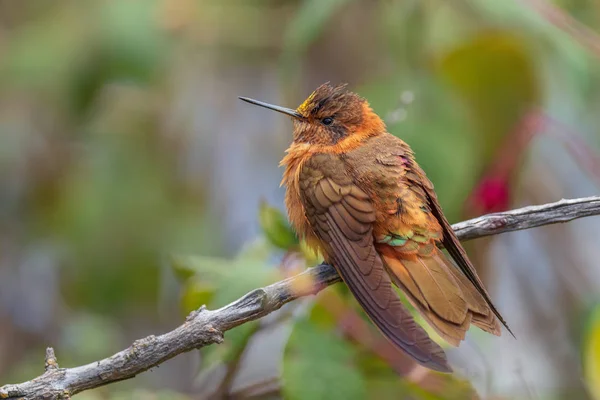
299 154 451 372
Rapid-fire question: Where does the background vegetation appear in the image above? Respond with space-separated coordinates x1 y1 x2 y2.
1 0 600 399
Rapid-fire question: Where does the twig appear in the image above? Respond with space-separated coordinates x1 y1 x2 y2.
451 196 600 241
1 196 599 400
44 348 59 372
211 322 260 400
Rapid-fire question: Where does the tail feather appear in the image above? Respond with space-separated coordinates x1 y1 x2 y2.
380 245 501 347
420 306 472 346
471 311 501 335
441 252 501 336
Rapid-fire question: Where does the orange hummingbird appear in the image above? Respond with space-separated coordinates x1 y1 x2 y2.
240 83 511 372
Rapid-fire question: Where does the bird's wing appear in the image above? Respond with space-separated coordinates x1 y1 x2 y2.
372 141 511 339
299 153 451 372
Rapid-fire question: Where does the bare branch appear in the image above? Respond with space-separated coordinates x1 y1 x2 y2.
2 196 599 400
452 196 600 241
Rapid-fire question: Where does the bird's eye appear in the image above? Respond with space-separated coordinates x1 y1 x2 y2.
322 117 334 126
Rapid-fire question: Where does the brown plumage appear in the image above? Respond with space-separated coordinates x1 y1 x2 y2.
239 83 511 373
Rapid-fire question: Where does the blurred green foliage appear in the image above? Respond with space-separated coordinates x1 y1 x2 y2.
258 201 298 250
584 303 600 400
173 239 279 313
438 32 540 161
283 319 367 400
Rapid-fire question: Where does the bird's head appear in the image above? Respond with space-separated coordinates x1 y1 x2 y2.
240 83 385 150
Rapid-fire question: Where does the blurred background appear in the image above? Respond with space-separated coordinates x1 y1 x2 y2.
1 0 600 399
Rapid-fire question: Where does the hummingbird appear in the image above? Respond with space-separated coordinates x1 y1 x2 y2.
239 83 511 372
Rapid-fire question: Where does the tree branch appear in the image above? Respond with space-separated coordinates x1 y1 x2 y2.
2 196 599 400
451 196 600 241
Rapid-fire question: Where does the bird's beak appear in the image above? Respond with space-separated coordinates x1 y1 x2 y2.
239 97 304 119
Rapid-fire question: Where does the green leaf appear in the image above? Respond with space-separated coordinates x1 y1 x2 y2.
179 279 215 314
173 238 279 310
258 201 298 250
297 237 323 266
282 319 366 400
175 239 281 384
170 255 229 283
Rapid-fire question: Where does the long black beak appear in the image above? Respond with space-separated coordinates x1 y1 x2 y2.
239 97 303 119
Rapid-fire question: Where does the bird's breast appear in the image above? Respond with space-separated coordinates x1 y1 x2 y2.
280 145 316 244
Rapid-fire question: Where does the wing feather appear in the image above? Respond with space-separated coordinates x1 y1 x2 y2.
415 165 513 336
299 155 451 372
352 134 509 343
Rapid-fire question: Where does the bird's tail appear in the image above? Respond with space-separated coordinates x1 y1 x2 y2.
379 246 501 346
